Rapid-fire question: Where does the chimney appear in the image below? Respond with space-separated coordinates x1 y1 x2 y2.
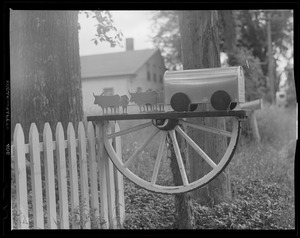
126 38 134 51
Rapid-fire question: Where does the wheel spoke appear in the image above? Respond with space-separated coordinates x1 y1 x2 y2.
179 119 232 138
124 128 160 168
151 132 167 185
169 130 189 186
175 126 217 169
107 122 153 139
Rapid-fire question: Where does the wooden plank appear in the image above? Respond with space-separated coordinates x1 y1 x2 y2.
103 122 117 229
87 110 247 122
169 130 189 186
13 124 29 229
77 122 91 229
55 123 69 229
151 132 167 185
67 123 80 229
179 120 232 138
96 121 109 229
87 122 100 228
107 122 152 139
29 123 44 229
175 126 217 169
240 99 263 111
43 123 57 229
113 122 125 228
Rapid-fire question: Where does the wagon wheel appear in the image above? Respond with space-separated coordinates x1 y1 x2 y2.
103 115 241 194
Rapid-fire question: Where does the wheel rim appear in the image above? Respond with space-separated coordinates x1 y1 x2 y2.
103 117 240 194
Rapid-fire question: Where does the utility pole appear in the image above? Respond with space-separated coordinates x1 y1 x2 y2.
267 11 275 105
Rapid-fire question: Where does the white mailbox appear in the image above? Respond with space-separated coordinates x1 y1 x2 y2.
164 66 245 111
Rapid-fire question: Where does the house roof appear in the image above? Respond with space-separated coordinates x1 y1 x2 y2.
80 49 158 79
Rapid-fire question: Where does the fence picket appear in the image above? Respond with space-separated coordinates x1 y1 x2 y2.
106 122 117 229
113 122 125 228
67 123 80 229
29 123 44 229
96 122 109 228
87 122 99 227
77 122 91 229
43 123 57 229
55 123 69 229
12 121 125 230
13 124 29 229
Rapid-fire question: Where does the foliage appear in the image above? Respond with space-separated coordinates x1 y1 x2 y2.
123 179 175 229
285 67 297 107
150 11 182 70
234 10 293 75
79 11 123 47
193 179 294 229
150 10 293 103
226 47 266 101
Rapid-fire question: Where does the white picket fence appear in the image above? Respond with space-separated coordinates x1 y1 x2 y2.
11 121 125 229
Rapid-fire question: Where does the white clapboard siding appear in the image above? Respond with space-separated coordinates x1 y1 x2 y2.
11 121 124 230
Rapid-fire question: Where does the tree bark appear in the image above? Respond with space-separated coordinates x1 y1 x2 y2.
10 10 83 137
168 134 194 229
178 10 232 207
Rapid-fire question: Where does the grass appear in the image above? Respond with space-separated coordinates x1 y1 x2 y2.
11 105 296 229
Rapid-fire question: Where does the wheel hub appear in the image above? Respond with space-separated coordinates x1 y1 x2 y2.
152 118 178 131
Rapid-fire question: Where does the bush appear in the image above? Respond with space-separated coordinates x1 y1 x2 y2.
193 179 294 229
123 179 175 229
255 105 296 146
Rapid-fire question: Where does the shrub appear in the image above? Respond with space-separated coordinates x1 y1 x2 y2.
193 179 295 229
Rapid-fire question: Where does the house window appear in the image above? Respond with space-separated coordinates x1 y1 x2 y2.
102 88 114 96
160 75 163 83
147 63 151 81
153 65 157 82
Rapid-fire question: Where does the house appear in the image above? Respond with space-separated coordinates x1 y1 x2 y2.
80 38 166 115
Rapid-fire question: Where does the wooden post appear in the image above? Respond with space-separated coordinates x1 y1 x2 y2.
104 122 117 229
96 121 109 228
77 122 91 229
240 99 263 143
87 122 100 228
112 122 125 228
248 111 261 143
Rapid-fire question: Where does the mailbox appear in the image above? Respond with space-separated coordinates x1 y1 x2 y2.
164 66 245 111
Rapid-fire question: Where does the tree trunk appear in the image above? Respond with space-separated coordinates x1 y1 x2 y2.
10 10 83 137
178 10 232 207
168 133 194 229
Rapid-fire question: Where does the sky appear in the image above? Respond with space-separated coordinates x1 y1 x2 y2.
78 11 155 56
